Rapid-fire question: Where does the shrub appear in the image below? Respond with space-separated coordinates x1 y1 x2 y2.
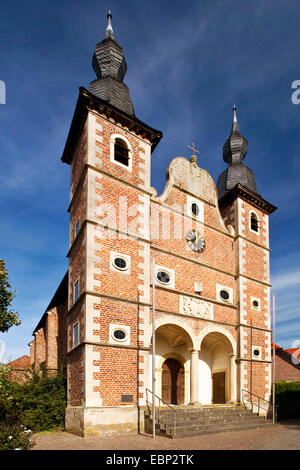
18 369 67 432
276 381 300 420
0 417 34 450
0 365 67 442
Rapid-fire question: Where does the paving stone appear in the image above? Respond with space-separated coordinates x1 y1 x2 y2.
31 419 300 450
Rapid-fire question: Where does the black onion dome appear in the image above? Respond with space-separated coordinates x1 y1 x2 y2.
217 106 258 198
223 106 248 164
88 11 135 116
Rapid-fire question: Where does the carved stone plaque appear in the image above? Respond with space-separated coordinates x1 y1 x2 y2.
180 295 214 320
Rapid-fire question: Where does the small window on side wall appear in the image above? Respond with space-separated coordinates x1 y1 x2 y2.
250 212 259 233
73 323 79 347
74 280 79 303
114 138 129 166
75 220 80 237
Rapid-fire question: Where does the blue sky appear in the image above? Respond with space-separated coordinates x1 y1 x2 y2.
0 0 299 361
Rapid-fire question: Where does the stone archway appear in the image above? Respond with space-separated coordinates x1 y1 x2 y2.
197 327 237 404
152 322 196 405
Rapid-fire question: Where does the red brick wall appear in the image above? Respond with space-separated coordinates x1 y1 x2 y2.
274 349 300 382
67 347 84 406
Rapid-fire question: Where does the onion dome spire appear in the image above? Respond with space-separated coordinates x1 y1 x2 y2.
217 106 258 198
223 105 248 164
88 11 135 115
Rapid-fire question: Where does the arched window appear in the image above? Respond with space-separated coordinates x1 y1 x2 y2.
250 212 259 233
114 138 129 166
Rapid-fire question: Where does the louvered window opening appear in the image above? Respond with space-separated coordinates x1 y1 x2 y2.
114 138 129 166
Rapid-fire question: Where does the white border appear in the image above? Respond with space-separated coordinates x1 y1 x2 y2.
109 324 130 346
109 134 133 172
110 251 131 274
249 210 260 235
251 296 261 311
252 345 262 360
216 283 233 304
186 195 204 222
155 264 175 289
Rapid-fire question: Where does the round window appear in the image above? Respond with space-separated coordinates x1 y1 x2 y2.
156 271 171 284
253 300 259 308
220 289 230 301
191 202 199 217
253 349 260 358
113 257 127 270
113 329 126 341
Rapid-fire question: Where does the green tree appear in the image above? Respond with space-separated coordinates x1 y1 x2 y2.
0 260 21 332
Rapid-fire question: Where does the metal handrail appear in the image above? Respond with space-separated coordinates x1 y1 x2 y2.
146 388 177 435
242 389 278 422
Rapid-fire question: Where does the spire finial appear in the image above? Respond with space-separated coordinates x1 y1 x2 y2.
187 142 199 164
223 105 248 165
233 104 237 120
232 104 239 131
105 10 115 40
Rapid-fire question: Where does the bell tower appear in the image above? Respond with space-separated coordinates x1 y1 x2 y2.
217 107 277 405
61 12 162 436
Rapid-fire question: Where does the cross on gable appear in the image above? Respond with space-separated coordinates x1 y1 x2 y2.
187 142 199 155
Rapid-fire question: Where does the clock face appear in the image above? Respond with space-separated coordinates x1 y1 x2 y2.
186 230 206 253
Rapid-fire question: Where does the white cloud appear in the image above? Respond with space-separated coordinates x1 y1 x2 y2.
271 269 300 291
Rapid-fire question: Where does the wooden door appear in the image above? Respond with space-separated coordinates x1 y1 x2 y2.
162 358 184 405
212 371 226 404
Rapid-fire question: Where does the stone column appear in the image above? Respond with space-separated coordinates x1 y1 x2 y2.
230 354 237 403
189 349 199 405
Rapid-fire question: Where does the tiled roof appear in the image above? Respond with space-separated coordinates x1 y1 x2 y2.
5 355 31 369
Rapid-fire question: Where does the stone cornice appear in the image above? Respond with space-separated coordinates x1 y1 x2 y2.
68 163 154 213
61 87 162 165
235 272 272 287
234 233 271 252
151 244 236 278
218 184 277 215
151 283 238 310
67 341 150 356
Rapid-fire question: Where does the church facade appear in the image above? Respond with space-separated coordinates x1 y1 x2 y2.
29 13 277 436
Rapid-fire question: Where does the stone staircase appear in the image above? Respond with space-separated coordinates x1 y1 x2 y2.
144 405 275 439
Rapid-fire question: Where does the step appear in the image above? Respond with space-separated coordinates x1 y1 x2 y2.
157 411 256 423
162 421 275 439
162 417 271 433
147 411 255 424
159 415 267 430
155 408 251 417
146 407 251 417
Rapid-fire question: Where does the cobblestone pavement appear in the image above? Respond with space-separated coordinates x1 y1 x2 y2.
31 419 300 451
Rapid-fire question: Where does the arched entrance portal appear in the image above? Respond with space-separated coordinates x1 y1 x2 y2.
153 321 196 405
162 358 184 405
198 329 237 405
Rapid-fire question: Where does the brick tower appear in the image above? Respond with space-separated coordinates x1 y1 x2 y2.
61 13 162 435
217 106 276 406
